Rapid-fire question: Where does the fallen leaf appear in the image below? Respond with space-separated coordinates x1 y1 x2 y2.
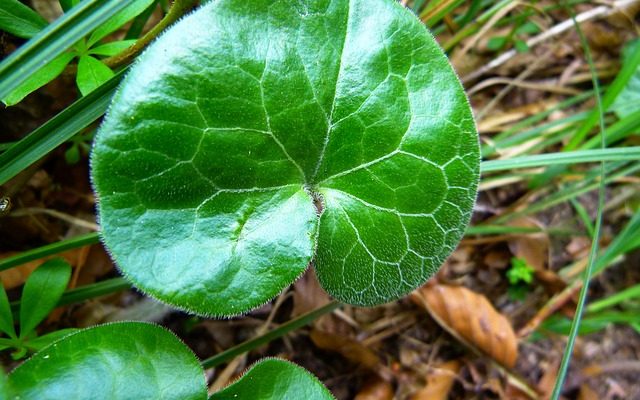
411 360 461 400
310 328 379 369
354 376 394 400
507 217 548 271
412 284 518 368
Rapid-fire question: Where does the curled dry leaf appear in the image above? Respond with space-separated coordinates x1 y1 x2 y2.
411 360 461 400
354 376 394 400
411 284 518 368
310 328 379 369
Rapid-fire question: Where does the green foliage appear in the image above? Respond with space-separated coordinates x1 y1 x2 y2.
6 322 334 399
507 257 535 285
1 0 153 105
611 39 640 119
0 259 74 359
76 55 115 96
0 0 47 38
211 358 335 400
91 0 480 316
19 259 71 338
7 322 208 399
87 0 156 47
0 0 132 101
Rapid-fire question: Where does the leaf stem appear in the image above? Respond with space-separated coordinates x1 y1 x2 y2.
200 300 341 369
103 0 199 69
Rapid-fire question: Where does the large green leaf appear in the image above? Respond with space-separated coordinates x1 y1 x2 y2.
211 358 334 400
8 322 207 399
91 0 479 316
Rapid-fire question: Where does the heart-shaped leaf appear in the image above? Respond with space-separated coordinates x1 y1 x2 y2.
8 322 207 399
211 358 334 400
91 0 479 316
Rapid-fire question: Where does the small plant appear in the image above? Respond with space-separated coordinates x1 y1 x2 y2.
2 0 480 397
0 0 155 105
0 259 75 360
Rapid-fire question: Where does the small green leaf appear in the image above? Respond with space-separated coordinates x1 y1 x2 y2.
2 52 75 106
19 259 71 339
487 36 507 51
211 358 334 400
507 257 535 285
8 322 207 399
59 0 81 12
92 0 479 316
64 143 81 164
77 55 115 96
514 39 529 53
23 328 77 351
611 39 640 119
89 39 137 56
87 0 156 47
0 282 16 339
515 21 540 35
0 0 48 39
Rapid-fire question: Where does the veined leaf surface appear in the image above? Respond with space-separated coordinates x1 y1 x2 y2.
8 322 207 399
92 0 479 316
211 358 334 399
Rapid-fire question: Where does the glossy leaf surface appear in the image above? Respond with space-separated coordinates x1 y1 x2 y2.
211 358 334 400
92 0 479 316
8 322 207 399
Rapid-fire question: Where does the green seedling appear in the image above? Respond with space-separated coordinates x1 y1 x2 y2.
0 0 155 105
0 258 74 359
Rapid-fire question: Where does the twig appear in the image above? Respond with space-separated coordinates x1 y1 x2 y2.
462 0 639 83
103 0 198 69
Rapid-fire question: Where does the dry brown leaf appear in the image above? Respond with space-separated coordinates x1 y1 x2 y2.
354 376 394 400
411 284 518 368
507 217 548 271
536 359 559 399
310 328 379 369
411 360 461 400
292 268 330 317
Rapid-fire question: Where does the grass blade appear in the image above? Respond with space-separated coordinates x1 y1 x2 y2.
0 70 125 185
0 232 100 272
480 147 640 172
551 6 607 398
0 0 131 100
